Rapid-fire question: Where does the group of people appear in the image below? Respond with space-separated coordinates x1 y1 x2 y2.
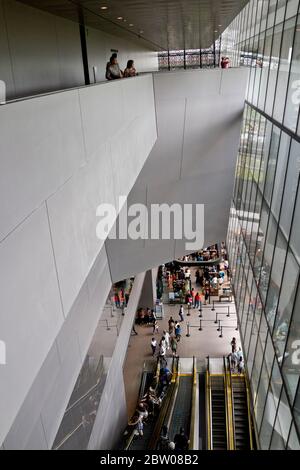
114 290 128 309
151 320 182 364
136 307 157 326
106 53 138 80
229 337 245 374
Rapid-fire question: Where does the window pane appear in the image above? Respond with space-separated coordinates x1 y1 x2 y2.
273 17 297 123
265 23 284 116
287 423 300 449
282 285 300 403
264 125 280 205
259 362 283 449
270 389 293 449
284 14 300 132
273 249 299 361
265 230 287 331
271 132 291 221
280 140 300 239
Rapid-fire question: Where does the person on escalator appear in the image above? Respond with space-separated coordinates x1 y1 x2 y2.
158 425 170 450
174 427 189 451
237 356 245 374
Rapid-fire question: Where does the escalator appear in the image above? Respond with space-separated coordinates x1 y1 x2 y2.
123 359 161 450
149 357 196 450
209 375 228 450
168 374 193 443
231 374 253 450
206 357 254 451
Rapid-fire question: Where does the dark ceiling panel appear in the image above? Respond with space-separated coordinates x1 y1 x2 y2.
17 0 248 50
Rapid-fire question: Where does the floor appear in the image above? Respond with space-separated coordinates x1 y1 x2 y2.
123 267 241 418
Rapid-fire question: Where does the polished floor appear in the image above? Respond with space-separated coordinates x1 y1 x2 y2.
123 267 241 418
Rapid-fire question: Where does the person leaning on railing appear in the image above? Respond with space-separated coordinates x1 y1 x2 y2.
123 60 138 78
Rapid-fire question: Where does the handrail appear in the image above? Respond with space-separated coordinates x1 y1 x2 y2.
189 357 197 450
124 359 160 450
205 367 212 450
166 360 181 430
148 357 179 449
222 357 231 450
224 356 235 450
244 373 254 450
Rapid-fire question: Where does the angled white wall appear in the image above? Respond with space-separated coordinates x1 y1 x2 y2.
0 74 157 447
105 68 249 281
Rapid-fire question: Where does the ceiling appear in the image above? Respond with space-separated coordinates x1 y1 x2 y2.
18 0 248 50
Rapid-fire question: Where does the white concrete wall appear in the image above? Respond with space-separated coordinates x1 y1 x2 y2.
0 74 157 447
106 68 249 282
88 272 146 450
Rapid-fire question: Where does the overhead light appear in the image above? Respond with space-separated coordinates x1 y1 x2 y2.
123 19 127 22
117 16 123 20
214 30 218 33
218 24 222 27
129 23 134 27
100 5 108 10
139 30 144 34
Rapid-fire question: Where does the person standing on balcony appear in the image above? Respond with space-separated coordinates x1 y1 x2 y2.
106 54 123 80
123 60 138 77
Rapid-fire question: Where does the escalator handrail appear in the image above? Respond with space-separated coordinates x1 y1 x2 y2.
244 373 254 450
165 359 181 431
225 356 236 450
205 368 212 450
189 356 197 450
148 357 179 449
222 356 231 450
125 359 160 450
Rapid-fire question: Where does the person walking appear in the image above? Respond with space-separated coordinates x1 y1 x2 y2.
179 305 185 322
159 342 167 367
151 338 157 356
195 292 200 309
163 330 170 350
153 320 159 335
171 336 178 357
168 316 175 335
175 323 182 342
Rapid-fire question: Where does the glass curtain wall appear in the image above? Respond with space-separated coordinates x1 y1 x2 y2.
226 0 300 450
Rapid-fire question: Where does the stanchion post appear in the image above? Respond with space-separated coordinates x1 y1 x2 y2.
186 321 191 337
227 306 230 317
219 326 223 338
199 319 203 331
217 319 221 332
211 300 215 311
214 312 218 324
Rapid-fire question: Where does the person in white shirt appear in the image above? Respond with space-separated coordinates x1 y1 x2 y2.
163 330 170 350
151 338 157 356
179 305 184 322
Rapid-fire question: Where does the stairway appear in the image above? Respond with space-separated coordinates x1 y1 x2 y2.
210 375 227 450
231 375 251 450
